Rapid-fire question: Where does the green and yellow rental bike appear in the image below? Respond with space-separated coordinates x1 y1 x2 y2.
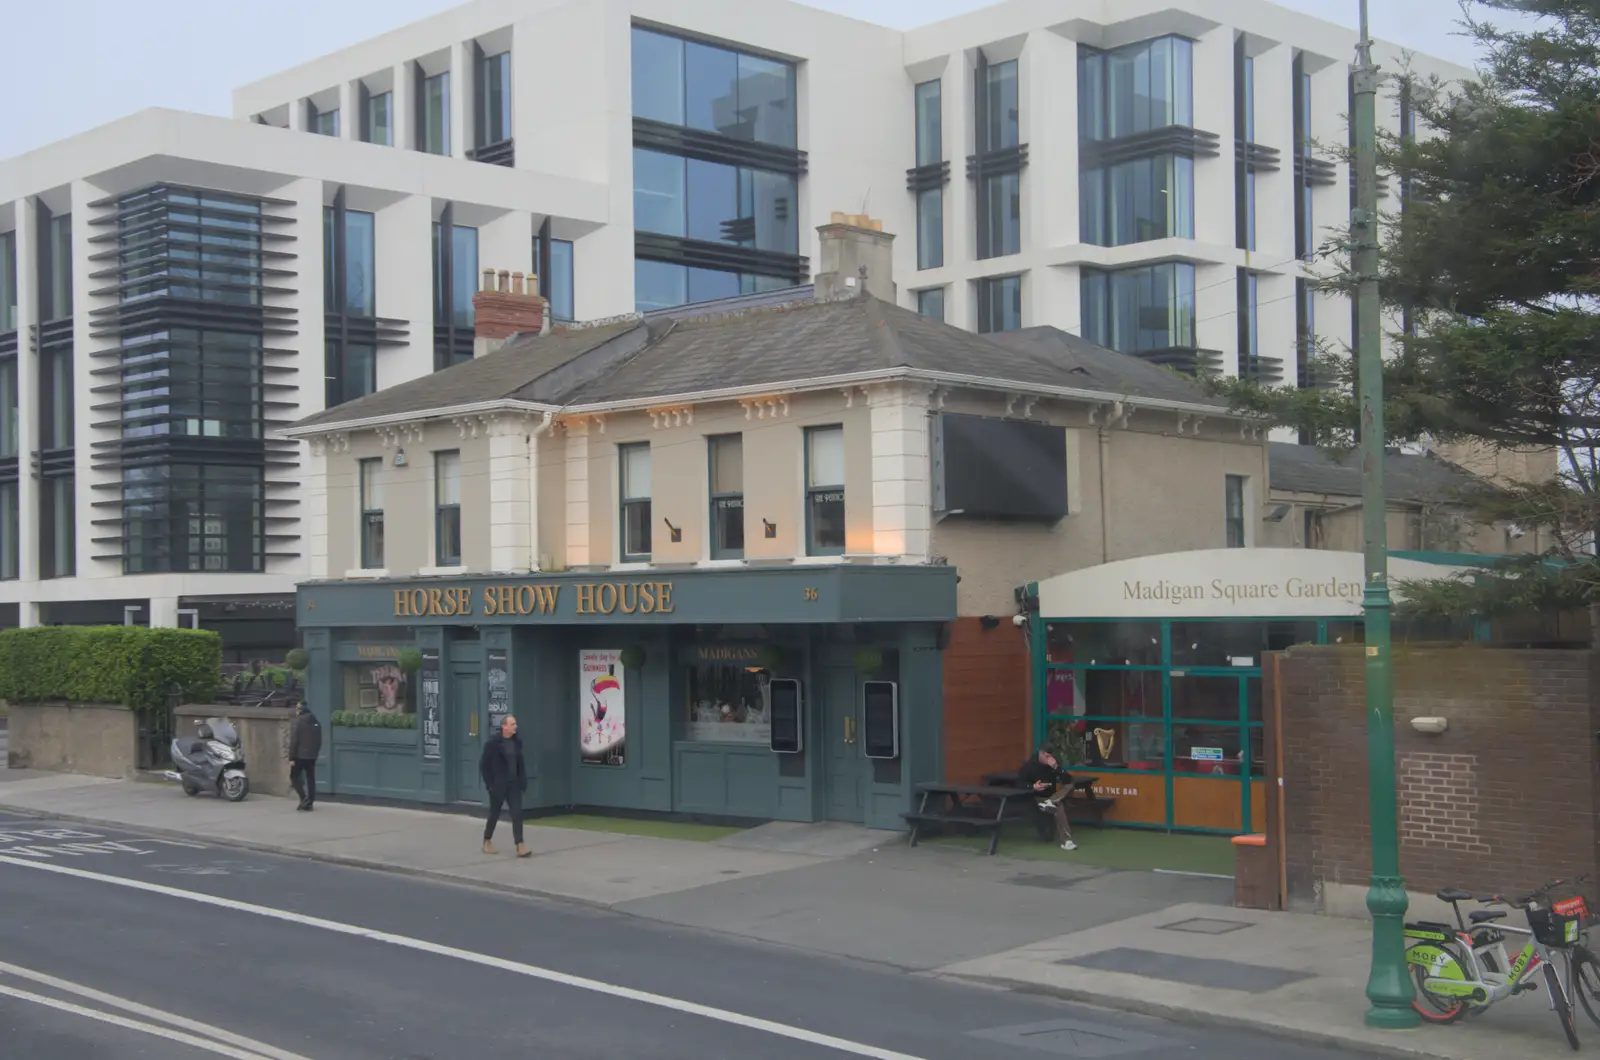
1404 878 1588 1051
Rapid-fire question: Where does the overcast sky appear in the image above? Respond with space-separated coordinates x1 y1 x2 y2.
0 0 1479 160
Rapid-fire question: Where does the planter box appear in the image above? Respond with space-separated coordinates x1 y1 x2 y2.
333 726 420 746
7 702 138 778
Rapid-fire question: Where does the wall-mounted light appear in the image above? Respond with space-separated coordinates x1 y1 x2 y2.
393 448 408 467
763 519 777 539
979 615 1001 631
663 517 682 543
1411 716 1448 735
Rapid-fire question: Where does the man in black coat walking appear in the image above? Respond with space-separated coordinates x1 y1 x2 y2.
479 715 530 857
287 704 322 811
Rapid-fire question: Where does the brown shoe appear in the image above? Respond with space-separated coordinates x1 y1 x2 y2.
482 840 499 855
516 843 531 858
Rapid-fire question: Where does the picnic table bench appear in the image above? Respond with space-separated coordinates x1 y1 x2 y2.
902 783 1034 856
982 771 1118 828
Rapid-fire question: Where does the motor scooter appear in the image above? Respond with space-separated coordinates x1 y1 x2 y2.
163 717 249 802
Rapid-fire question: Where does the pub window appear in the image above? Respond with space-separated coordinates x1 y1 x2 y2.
434 450 461 567
804 425 845 556
342 661 412 717
708 434 744 560
359 458 384 569
620 442 652 562
686 660 773 744
1225 474 1247 548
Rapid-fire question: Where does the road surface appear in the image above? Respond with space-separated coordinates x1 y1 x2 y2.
0 809 1384 1059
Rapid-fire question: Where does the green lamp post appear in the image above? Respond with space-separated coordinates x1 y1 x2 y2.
1352 0 1417 1029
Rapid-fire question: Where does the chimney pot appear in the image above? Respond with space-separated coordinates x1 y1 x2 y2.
497 269 511 293
481 267 495 292
511 271 525 296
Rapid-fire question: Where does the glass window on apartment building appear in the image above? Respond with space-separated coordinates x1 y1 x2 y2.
45 213 72 321
0 479 16 580
976 275 1022 334
434 450 461 567
629 26 800 309
365 91 393 146
423 71 450 155
1237 269 1258 376
1078 38 1196 248
533 235 575 322
311 105 340 137
1081 263 1196 354
432 221 478 327
0 359 15 459
1225 475 1247 548
476 51 512 148
916 288 946 322
360 458 385 569
804 426 845 556
1293 54 1314 261
324 207 376 317
619 443 652 562
708 434 744 560
0 230 16 332
915 80 943 270
39 477 74 579
1235 38 1257 251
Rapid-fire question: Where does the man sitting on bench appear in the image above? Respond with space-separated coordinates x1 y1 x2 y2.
1017 748 1076 852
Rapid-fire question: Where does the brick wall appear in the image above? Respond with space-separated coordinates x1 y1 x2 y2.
1270 645 1599 907
942 617 1031 784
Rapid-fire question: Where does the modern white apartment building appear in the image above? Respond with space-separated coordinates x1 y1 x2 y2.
0 0 1465 652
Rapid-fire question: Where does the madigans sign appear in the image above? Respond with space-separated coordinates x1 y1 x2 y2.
393 580 676 619
1036 549 1466 620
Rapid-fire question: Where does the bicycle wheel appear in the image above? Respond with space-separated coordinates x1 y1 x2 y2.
1543 960 1581 1051
1407 947 1469 1024
1572 947 1600 1032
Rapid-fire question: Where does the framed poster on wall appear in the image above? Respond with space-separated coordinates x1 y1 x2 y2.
420 649 441 761
486 649 509 734
579 649 626 766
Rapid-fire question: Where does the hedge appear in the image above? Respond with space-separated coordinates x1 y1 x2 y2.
0 626 222 714
331 711 417 729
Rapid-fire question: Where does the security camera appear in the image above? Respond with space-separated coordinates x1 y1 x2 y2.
1012 614 1027 627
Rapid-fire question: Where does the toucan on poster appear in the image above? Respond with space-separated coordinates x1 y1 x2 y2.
579 649 626 766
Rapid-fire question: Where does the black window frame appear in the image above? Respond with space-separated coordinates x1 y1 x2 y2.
803 425 846 557
915 287 946 321
708 433 744 561
364 90 393 146
619 442 652 563
0 479 16 581
475 48 513 150
434 449 461 567
421 70 450 156
360 457 385 570
0 229 16 333
534 228 576 322
1225 474 1247 548
976 274 1022 334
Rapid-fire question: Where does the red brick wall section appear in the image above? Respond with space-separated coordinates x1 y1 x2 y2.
941 617 1031 784
1273 645 1600 908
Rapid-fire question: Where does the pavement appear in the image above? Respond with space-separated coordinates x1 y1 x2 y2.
0 766 1586 1059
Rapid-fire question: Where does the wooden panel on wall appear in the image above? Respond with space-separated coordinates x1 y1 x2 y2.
1173 776 1245 831
1093 773 1168 825
941 617 1031 783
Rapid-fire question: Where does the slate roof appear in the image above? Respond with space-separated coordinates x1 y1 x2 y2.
289 293 1234 433
1268 441 1482 503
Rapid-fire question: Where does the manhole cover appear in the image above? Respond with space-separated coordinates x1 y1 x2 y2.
1157 916 1254 935
969 1017 1178 1057
1007 873 1083 890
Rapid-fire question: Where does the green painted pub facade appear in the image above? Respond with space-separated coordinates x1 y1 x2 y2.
297 565 956 830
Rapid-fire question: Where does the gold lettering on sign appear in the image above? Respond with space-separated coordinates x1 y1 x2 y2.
393 580 674 618
355 645 401 659
695 646 759 662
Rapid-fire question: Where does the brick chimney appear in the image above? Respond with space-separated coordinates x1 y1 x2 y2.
471 268 547 356
813 212 896 303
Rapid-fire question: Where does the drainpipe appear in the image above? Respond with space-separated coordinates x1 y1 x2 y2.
1097 427 1111 563
527 412 556 570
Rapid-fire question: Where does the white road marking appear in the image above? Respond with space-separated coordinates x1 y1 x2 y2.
0 960 312 1060
0 982 280 1059
0 854 931 1060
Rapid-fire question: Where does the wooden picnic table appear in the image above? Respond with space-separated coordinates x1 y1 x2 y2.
982 771 1118 829
902 782 1033 856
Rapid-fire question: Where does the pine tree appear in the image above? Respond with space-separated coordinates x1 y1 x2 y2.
1218 0 1600 633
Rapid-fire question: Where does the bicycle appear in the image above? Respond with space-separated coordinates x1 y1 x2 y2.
1404 877 1583 1050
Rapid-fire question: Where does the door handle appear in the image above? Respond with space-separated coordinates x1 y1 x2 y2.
468 712 479 738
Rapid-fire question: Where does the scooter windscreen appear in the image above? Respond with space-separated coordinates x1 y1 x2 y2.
206 718 240 745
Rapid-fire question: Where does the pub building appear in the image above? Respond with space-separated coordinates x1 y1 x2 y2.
286 216 1515 833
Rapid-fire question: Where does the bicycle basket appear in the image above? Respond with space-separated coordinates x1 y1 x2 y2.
1529 904 1583 947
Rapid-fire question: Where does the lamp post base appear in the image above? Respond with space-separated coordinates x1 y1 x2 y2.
1365 873 1420 1029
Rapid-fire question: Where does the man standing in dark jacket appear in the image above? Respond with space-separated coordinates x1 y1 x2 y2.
479 715 530 857
287 704 322 811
